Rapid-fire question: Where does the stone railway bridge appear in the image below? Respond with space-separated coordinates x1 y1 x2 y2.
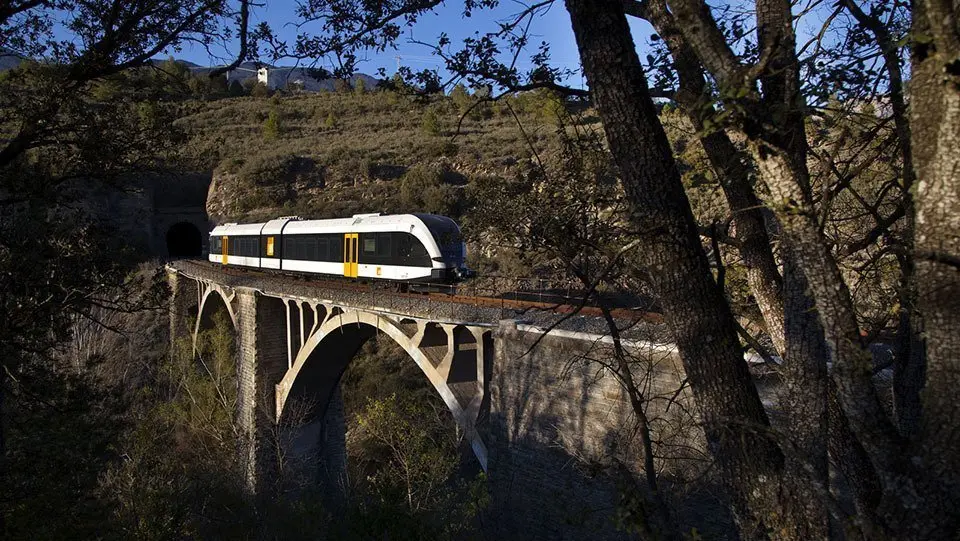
168 260 699 540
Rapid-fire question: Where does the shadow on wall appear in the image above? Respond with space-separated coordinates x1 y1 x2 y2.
167 221 203 257
483 326 735 540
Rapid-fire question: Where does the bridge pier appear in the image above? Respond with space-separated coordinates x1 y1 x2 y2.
167 271 198 345
236 290 289 493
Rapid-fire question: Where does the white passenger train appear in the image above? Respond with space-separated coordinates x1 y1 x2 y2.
208 213 473 283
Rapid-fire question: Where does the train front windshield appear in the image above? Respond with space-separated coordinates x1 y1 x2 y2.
415 214 465 266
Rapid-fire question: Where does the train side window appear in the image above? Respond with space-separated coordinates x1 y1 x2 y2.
317 237 330 261
302 237 316 260
328 236 342 262
409 237 429 264
377 233 391 257
363 236 376 254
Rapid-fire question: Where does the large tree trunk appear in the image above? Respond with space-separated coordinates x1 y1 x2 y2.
563 0 799 534
0 362 6 534
640 2 831 535
637 0 787 353
908 0 960 535
669 0 905 504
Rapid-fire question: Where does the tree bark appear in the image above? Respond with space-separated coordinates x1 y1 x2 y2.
564 0 790 534
909 1 960 534
644 0 789 354
776 248 829 537
640 2 832 535
0 363 6 534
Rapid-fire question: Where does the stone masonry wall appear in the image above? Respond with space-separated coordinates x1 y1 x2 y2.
484 321 700 540
236 289 289 492
167 271 197 345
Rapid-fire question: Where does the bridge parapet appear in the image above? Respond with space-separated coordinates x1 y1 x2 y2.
168 259 670 340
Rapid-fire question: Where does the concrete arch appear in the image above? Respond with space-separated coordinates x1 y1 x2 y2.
193 283 238 347
276 310 487 470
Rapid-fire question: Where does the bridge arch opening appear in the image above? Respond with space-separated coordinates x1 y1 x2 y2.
278 315 482 497
196 288 237 335
166 221 203 258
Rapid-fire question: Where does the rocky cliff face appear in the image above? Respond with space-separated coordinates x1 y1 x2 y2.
206 156 325 222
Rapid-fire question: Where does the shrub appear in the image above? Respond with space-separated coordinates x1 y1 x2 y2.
400 165 465 217
250 81 271 98
423 139 459 158
421 108 442 136
450 83 471 114
354 77 366 94
324 112 337 129
263 108 282 140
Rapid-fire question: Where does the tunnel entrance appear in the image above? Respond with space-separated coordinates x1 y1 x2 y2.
166 222 202 257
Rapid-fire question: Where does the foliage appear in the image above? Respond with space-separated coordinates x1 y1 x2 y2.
469 117 631 283
420 106 443 136
2 356 127 539
99 311 247 539
450 83 471 113
1 266 167 540
352 394 458 512
324 111 337 129
399 165 467 217
263 107 283 139
250 81 271 98
336 336 484 539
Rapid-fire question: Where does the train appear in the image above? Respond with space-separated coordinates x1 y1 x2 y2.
208 213 474 283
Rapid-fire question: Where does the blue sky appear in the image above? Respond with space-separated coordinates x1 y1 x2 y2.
177 1 656 86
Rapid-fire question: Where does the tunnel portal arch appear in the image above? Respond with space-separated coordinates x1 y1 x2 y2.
166 221 203 257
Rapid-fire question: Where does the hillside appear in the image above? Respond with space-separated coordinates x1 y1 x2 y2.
175 90 564 224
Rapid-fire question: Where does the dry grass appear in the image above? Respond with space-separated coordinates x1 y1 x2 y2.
176 91 559 180
173 90 565 223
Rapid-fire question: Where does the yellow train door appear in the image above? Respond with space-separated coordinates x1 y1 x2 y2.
222 236 229 265
343 233 358 278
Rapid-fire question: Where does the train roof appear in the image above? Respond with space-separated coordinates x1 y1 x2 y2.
209 213 461 237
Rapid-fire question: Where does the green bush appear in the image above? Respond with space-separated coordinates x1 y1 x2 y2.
263 108 282 140
250 81 271 98
400 165 466 217
450 83 471 114
421 107 442 136
424 139 459 158
324 112 337 129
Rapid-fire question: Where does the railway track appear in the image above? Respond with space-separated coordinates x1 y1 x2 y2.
176 259 663 324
